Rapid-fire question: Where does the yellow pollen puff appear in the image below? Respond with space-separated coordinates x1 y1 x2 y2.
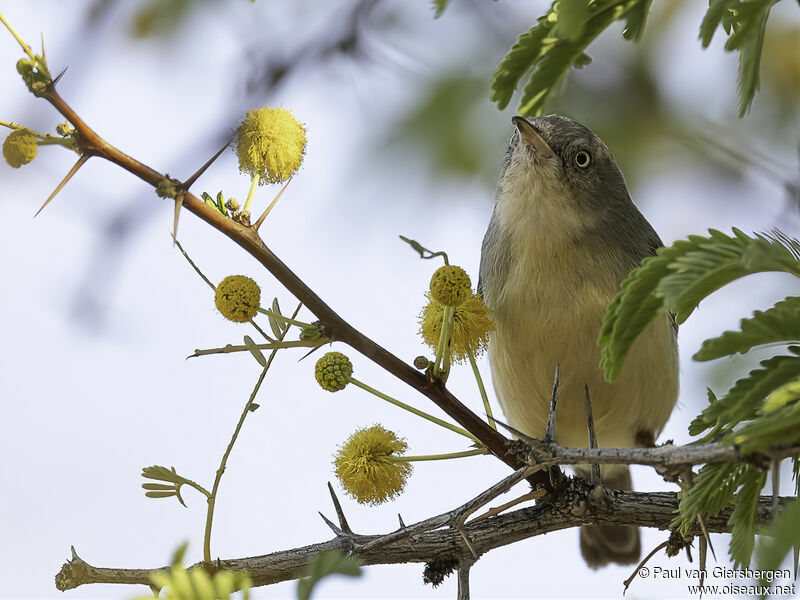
3 128 38 168
334 425 412 505
419 292 494 362
235 105 307 184
429 265 471 307
214 275 261 323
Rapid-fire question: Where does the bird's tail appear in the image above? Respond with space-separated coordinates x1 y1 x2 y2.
578 466 641 569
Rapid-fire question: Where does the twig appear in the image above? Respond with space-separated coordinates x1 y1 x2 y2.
34 85 526 477
584 384 601 485
623 540 668 594
457 563 472 600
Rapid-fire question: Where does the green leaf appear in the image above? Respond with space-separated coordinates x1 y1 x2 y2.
297 551 362 600
622 0 652 41
674 462 746 535
695 297 800 361
600 229 800 381
689 388 718 437
728 467 766 568
432 0 452 18
757 498 800 575
697 349 800 433
243 335 267 367
490 0 652 115
728 390 800 453
699 0 736 47
552 0 592 42
490 23 549 110
726 0 777 116
697 0 779 116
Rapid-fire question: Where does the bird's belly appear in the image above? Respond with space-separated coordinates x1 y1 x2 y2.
487 265 678 452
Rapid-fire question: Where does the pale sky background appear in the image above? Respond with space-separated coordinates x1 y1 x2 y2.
1 1 799 599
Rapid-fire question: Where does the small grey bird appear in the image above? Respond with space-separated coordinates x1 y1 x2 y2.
479 115 679 568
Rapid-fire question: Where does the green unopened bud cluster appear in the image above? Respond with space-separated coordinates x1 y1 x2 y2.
315 352 353 392
2 128 37 168
429 265 471 307
215 275 261 323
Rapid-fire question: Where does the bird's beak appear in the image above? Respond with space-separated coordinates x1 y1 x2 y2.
512 116 556 158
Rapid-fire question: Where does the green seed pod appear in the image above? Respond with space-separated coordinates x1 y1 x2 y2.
429 265 471 307
2 128 38 168
214 275 261 323
315 351 353 392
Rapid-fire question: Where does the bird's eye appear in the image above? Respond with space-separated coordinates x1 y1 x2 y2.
575 150 591 168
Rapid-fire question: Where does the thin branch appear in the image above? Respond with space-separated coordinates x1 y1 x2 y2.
457 563 471 600
55 484 796 592
521 440 800 470
39 86 538 485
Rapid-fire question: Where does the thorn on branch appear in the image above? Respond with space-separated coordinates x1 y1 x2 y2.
318 511 343 536
35 154 90 217
327 481 353 534
544 363 560 443
583 384 601 486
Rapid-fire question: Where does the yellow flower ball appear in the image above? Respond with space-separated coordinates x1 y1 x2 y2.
235 105 306 184
419 292 494 362
429 265 471 307
214 275 261 323
334 425 412 505
315 352 353 392
3 128 38 168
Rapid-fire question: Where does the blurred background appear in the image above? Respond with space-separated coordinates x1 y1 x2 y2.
0 1 798 598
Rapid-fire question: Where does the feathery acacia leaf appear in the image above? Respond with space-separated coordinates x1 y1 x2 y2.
674 462 746 535
698 0 778 116
728 468 766 568
694 349 800 435
490 24 549 110
490 0 653 116
757 498 800 574
695 297 800 361
600 229 800 381
432 0 452 18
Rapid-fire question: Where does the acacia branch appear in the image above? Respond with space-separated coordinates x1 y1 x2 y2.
521 440 800 470
38 85 535 481
56 477 794 592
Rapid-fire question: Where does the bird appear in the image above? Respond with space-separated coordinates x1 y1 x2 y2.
478 114 679 568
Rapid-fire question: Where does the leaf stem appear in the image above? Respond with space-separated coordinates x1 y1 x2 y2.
242 172 259 215
468 350 495 430
0 12 35 60
349 377 480 443
202 303 302 564
388 448 488 462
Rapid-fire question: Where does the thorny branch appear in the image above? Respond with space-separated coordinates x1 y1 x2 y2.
56 473 795 592
37 84 538 485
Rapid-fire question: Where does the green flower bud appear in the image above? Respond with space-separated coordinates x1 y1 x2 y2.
429 265 471 307
214 275 261 323
3 128 38 168
315 351 353 392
